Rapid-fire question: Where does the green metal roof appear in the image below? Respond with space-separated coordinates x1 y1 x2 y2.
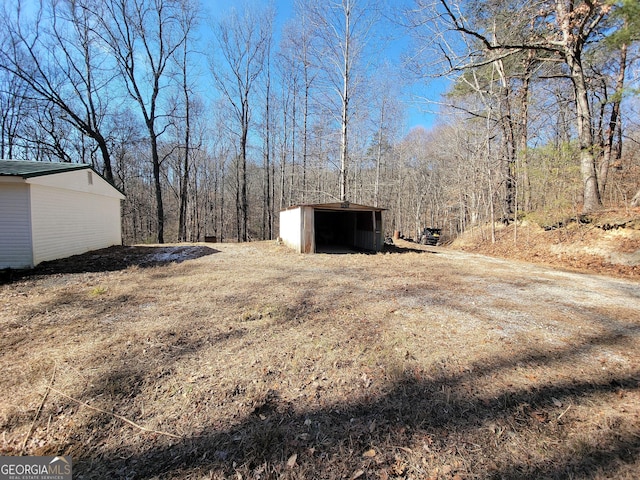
0 160 90 178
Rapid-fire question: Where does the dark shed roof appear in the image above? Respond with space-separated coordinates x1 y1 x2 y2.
0 160 90 178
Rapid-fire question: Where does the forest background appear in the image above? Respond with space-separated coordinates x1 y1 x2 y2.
0 0 639 245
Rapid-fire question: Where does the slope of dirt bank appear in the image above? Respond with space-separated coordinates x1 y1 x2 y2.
449 209 640 279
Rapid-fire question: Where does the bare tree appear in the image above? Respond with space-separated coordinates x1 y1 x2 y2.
0 0 118 181
211 3 273 241
175 3 199 242
274 53 298 208
261 38 274 240
368 63 403 207
304 0 379 202
408 0 623 214
0 70 30 159
598 1 639 204
98 0 191 243
281 7 320 204
591 43 628 201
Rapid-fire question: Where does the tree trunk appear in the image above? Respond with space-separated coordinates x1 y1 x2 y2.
280 88 288 210
263 52 272 240
236 154 242 242
519 53 533 212
599 43 627 201
150 133 164 244
280 142 287 210
302 76 309 204
374 121 383 208
219 158 225 242
339 0 351 203
290 83 297 205
555 0 602 213
494 57 516 221
499 87 516 221
240 105 249 242
567 52 601 213
97 137 114 185
178 44 190 243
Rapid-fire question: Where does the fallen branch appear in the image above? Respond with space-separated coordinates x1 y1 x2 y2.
557 405 572 420
48 387 183 439
22 364 57 454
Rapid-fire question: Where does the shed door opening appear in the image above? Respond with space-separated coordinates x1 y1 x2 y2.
314 210 381 253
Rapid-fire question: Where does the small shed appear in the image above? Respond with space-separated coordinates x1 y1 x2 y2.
279 202 385 253
0 160 125 269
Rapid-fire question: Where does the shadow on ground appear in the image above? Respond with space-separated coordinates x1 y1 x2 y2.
383 243 439 254
0 245 219 284
72 326 640 479
73 372 640 479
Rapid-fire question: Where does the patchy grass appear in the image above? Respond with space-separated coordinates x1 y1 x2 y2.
1 241 639 479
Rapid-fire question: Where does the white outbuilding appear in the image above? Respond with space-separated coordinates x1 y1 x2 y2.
0 160 125 269
279 202 385 253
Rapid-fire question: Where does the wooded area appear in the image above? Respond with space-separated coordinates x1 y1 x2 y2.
0 0 638 245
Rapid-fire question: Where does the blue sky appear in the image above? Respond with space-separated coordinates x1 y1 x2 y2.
203 0 448 132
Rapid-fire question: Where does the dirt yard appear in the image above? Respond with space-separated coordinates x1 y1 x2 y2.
1 241 639 479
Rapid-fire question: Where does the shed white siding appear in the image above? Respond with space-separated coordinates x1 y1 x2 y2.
279 207 302 252
279 203 383 254
30 181 123 265
1 163 124 269
0 182 33 268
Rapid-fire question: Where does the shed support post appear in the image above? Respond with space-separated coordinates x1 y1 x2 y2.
372 210 377 251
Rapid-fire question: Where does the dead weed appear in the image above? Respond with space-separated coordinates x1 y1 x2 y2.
1 241 639 479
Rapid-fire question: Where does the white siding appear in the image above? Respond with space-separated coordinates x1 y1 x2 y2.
30 182 122 265
0 182 33 268
28 168 124 199
279 208 302 252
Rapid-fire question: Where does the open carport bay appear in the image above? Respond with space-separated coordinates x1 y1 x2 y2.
314 209 380 253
